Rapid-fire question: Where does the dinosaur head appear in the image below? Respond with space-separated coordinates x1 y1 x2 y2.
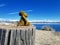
19 11 28 17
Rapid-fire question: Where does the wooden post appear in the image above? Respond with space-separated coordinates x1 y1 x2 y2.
0 26 35 45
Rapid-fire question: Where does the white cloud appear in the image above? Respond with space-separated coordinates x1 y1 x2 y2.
0 4 5 7
27 10 33 12
8 10 33 15
29 19 60 22
0 18 6 21
8 12 18 15
0 18 18 21
8 19 18 21
25 10 33 12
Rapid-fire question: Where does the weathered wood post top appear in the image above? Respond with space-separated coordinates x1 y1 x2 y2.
0 26 36 45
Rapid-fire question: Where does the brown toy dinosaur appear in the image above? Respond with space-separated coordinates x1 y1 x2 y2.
17 11 30 26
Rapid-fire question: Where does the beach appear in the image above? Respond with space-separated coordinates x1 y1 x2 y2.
0 23 60 45
35 30 60 45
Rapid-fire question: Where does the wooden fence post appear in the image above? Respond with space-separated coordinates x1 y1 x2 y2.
0 26 35 45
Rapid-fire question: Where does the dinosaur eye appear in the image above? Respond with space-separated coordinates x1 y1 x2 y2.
19 12 24 16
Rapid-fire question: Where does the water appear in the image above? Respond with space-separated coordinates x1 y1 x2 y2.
33 23 60 32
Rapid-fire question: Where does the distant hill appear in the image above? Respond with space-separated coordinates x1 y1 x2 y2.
0 21 60 24
31 22 60 23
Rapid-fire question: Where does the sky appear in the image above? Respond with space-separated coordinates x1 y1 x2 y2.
0 0 60 22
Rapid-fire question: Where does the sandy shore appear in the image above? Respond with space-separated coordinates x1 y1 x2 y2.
35 30 60 45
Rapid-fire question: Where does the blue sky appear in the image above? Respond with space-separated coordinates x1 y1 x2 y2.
0 0 60 22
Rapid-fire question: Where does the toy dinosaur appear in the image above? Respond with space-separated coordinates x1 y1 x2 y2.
17 11 30 26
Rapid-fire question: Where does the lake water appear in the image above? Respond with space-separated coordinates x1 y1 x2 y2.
33 23 60 32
